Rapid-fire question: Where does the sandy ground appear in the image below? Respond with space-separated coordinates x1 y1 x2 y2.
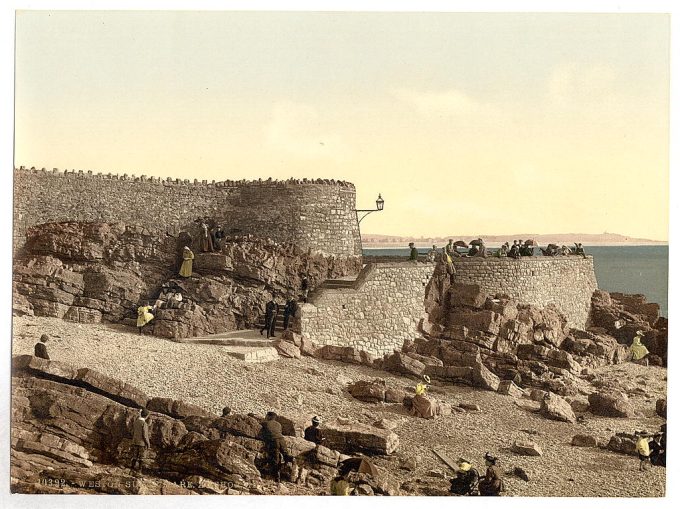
11 316 667 497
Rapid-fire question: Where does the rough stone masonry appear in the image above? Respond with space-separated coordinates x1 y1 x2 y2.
13 167 362 257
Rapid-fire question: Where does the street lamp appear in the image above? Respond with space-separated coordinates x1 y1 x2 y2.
356 194 385 224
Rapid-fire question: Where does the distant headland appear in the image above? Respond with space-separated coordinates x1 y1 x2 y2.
363 232 667 248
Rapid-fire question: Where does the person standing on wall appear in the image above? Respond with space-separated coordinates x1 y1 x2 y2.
409 242 419 261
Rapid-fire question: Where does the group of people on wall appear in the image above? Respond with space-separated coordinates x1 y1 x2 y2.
410 239 588 262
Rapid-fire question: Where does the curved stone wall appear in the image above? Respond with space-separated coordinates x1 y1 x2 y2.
451 256 598 329
13 167 362 257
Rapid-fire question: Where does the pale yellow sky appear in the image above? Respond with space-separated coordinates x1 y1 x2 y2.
14 11 669 240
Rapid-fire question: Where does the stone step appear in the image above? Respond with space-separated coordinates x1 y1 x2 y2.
222 346 279 363
166 330 280 362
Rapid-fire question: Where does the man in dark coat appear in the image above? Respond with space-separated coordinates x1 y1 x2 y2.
211 225 225 251
260 299 278 338
34 334 50 360
131 408 151 471
478 452 503 496
409 242 419 261
283 297 298 331
304 416 325 445
260 411 289 482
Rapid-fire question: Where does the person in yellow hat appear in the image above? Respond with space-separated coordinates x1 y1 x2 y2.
631 332 650 364
449 458 479 495
411 375 441 419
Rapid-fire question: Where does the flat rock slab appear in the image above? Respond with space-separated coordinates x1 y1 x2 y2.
323 421 399 455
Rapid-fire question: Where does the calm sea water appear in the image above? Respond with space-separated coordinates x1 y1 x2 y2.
364 245 668 317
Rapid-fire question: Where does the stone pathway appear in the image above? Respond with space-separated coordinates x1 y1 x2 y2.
166 329 279 363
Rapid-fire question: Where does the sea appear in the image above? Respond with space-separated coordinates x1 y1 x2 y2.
363 245 668 317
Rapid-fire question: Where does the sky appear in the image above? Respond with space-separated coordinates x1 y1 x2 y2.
14 11 670 240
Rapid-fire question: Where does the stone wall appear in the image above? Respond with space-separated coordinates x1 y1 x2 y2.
300 262 435 356
13 167 362 257
451 256 598 329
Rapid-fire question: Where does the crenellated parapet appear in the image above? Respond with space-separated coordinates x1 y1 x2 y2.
13 166 361 257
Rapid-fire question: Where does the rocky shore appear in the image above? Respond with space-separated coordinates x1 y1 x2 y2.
12 316 666 497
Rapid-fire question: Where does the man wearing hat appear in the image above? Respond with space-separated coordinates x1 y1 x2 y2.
260 411 289 482
304 416 325 445
478 452 503 496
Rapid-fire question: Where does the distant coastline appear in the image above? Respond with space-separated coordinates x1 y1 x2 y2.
362 232 667 249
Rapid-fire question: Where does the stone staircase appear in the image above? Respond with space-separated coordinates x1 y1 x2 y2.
167 330 279 363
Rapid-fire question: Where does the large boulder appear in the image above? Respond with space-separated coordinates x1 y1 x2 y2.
472 362 500 391
606 433 637 456
383 352 426 377
511 440 543 456
147 397 214 419
347 379 387 403
588 390 636 418
450 283 488 309
322 421 399 455
540 392 576 423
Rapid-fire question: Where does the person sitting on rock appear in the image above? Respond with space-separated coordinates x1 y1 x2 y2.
34 334 50 360
478 452 503 496
630 332 650 365
635 431 652 471
304 416 325 446
131 408 151 471
410 375 441 419
560 245 572 256
427 245 438 262
136 302 156 335
179 246 194 278
449 458 479 496
260 411 290 483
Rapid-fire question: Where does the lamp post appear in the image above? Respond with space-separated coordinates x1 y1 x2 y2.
356 194 384 224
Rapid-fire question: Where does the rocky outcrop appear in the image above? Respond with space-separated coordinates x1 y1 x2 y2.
13 221 361 338
590 289 667 364
10 355 373 495
416 269 664 395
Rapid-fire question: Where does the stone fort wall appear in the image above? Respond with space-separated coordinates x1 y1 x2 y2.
300 262 435 357
451 256 598 329
13 167 362 257
300 257 597 356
